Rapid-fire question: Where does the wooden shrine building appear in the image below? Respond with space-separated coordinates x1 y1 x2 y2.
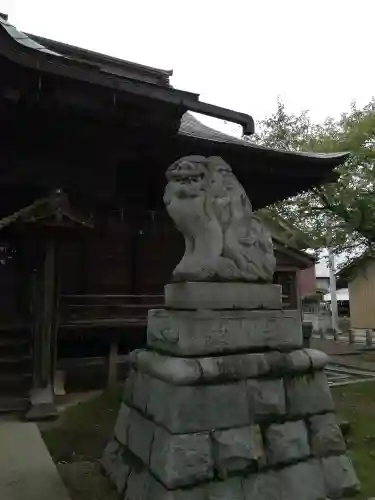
0 13 348 416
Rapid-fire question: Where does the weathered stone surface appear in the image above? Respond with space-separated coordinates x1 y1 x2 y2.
265 421 310 465
322 455 360 498
110 458 131 494
134 349 324 386
150 426 213 489
123 369 136 404
135 350 273 385
140 376 250 433
247 379 286 420
206 477 245 500
100 439 119 477
114 402 130 445
244 460 326 499
285 349 311 373
264 352 287 375
135 350 202 384
165 282 282 310
127 408 155 464
285 372 335 416
125 469 207 500
305 349 329 370
243 471 280 500
165 381 250 433
132 370 151 412
101 439 130 494
144 374 173 423
199 353 270 382
148 309 302 356
277 460 326 499
309 413 346 456
125 468 150 500
212 425 264 476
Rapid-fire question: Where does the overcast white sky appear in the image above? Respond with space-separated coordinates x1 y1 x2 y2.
1 0 374 136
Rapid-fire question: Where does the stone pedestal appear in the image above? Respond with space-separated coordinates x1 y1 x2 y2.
102 283 359 500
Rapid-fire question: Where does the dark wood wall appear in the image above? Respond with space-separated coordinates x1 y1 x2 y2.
0 208 310 327
0 241 19 323
138 214 183 293
57 211 183 296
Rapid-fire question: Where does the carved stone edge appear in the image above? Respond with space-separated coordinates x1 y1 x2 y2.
129 349 329 385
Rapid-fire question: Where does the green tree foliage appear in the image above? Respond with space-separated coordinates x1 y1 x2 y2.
248 98 375 262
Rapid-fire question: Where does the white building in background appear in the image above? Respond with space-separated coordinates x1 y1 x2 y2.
315 260 330 294
315 260 348 305
323 288 349 303
303 259 350 333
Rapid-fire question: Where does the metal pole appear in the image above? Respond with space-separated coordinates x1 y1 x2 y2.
328 246 340 340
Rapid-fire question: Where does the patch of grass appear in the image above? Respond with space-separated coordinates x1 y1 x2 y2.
42 387 122 463
332 381 375 499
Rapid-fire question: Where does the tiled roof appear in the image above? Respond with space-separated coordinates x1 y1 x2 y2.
179 113 348 161
0 14 172 87
0 15 64 57
179 113 246 146
27 34 172 87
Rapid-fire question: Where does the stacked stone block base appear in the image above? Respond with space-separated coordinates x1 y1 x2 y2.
102 283 359 499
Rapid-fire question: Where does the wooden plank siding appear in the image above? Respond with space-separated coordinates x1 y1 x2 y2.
348 259 375 329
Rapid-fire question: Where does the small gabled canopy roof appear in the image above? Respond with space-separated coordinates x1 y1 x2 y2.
0 190 93 230
272 236 316 269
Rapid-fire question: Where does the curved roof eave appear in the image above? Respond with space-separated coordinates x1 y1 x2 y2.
179 113 350 167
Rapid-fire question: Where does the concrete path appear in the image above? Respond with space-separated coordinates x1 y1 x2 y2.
0 422 70 500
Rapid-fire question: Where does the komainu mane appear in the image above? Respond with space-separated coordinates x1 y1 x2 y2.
164 155 276 282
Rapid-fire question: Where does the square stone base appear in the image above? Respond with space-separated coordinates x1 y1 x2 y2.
147 308 302 356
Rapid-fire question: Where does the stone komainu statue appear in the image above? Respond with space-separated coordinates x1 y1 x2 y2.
164 155 276 282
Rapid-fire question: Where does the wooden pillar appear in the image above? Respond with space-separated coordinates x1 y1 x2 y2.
25 239 59 420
